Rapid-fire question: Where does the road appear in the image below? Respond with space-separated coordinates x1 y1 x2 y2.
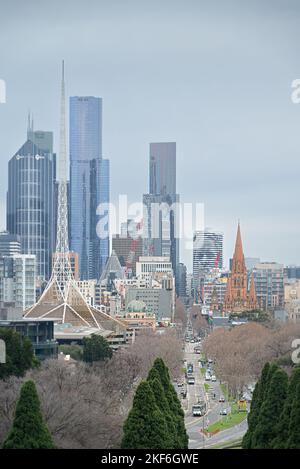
179 337 247 449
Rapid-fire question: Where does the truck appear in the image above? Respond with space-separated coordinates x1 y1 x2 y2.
192 401 207 417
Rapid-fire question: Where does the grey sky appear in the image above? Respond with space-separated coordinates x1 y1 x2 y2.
0 0 300 271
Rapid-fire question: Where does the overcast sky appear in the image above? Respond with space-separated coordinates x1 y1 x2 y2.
0 0 300 271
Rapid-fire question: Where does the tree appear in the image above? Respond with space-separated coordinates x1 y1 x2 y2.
152 358 188 448
242 362 271 448
147 367 180 448
174 298 187 329
2 380 54 449
121 381 171 449
286 381 300 448
82 334 112 363
272 366 300 448
59 343 83 361
0 328 38 379
148 375 177 448
252 368 288 449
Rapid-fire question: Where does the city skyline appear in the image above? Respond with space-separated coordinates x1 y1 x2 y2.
1 0 300 271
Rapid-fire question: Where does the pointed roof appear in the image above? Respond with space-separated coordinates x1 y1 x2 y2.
100 250 125 283
233 222 244 261
24 277 127 332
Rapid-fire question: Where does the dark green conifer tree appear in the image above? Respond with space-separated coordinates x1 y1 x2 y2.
252 368 288 449
121 380 171 449
272 366 300 448
3 380 54 449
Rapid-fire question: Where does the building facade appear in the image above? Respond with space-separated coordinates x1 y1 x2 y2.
223 223 258 313
7 138 56 281
143 143 179 291
0 231 22 256
112 220 143 277
193 229 223 278
0 255 36 310
177 262 187 298
253 262 284 311
69 96 109 280
0 318 58 360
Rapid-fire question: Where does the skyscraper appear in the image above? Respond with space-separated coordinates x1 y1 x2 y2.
143 142 179 291
149 142 176 196
69 96 109 280
193 229 223 279
7 128 56 281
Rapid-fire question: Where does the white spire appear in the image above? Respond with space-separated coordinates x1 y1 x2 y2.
52 60 73 288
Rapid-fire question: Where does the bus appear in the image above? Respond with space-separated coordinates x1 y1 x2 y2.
192 401 207 417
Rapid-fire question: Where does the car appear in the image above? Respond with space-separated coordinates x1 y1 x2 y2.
211 375 217 382
188 376 195 385
177 381 184 387
208 358 213 364
220 409 228 416
219 396 225 403
181 389 187 398
205 374 211 381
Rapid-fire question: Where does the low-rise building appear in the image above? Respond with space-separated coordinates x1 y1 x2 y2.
0 318 58 360
118 300 156 331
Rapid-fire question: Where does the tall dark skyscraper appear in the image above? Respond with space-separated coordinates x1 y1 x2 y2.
143 142 180 292
69 96 109 280
6 123 56 280
149 142 176 195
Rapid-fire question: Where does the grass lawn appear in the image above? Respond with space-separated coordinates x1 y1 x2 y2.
205 403 247 434
204 383 210 392
208 437 243 449
201 367 206 375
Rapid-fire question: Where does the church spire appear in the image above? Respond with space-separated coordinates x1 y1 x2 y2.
234 221 244 261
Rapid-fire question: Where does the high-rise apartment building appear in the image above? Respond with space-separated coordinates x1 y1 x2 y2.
253 262 284 311
193 229 223 281
69 96 109 280
7 129 56 281
0 254 36 310
177 262 187 298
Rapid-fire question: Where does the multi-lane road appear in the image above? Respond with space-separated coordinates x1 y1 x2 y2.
179 338 247 449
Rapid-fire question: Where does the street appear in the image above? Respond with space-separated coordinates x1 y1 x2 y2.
179 331 247 449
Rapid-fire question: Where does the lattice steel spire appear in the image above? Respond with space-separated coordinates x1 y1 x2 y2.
24 62 127 333
52 60 73 293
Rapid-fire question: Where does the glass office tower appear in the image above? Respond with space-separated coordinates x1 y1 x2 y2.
69 96 109 280
143 142 180 291
7 139 56 281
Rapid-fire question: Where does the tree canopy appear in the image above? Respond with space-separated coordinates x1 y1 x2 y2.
3 380 54 449
0 328 38 379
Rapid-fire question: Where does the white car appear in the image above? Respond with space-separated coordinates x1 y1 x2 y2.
220 408 228 416
205 374 211 381
211 375 217 382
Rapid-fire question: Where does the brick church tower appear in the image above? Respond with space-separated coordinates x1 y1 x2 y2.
224 223 258 313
